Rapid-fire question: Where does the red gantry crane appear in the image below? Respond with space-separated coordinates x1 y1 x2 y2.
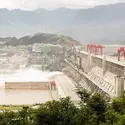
117 47 125 61
87 44 104 55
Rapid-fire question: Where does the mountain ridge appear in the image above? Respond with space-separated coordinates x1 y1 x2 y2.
0 33 80 46
0 3 125 43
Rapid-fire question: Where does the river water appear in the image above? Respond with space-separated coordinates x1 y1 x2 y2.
0 68 63 105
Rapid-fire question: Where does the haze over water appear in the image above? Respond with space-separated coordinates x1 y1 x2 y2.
0 68 63 86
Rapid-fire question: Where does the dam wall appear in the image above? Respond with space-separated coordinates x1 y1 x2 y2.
66 48 125 98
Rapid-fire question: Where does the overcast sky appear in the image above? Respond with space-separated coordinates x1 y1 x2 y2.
0 0 124 10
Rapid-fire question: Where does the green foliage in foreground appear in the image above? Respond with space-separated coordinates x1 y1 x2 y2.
1 90 125 125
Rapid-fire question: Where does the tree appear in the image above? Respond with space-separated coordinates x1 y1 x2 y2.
16 107 34 125
75 106 98 125
0 111 17 125
87 93 107 124
76 88 90 103
112 95 125 114
104 108 120 125
2 92 125 125
34 97 79 125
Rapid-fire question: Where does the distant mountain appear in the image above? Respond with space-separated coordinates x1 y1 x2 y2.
60 3 125 44
0 3 125 43
0 7 78 37
0 33 80 46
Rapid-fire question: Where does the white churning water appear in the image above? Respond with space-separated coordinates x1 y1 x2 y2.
0 69 64 105
0 68 63 86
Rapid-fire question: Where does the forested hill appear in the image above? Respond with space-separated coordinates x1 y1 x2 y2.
0 33 80 46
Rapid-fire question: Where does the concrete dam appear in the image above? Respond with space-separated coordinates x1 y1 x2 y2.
64 45 125 100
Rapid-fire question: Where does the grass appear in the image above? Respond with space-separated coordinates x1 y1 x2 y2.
0 104 33 111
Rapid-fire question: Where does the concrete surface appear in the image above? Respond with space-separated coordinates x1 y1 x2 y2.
55 74 80 103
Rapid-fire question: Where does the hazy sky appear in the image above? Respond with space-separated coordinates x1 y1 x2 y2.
0 0 124 10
